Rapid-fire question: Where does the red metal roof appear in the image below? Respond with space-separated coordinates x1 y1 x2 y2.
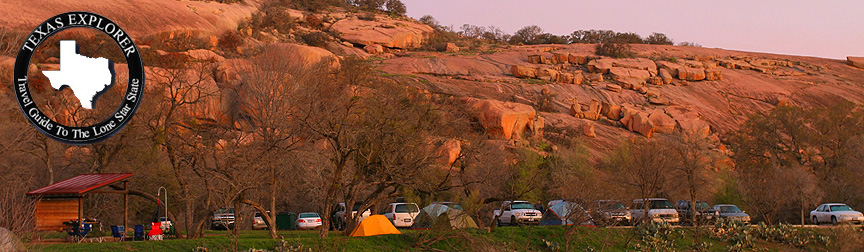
27 173 133 196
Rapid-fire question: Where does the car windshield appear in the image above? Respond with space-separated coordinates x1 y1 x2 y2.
159 217 170 221
299 213 319 218
443 203 463 210
695 202 711 210
510 202 534 209
830 205 853 212
215 208 234 214
649 200 673 209
352 203 364 211
602 202 626 210
720 206 742 213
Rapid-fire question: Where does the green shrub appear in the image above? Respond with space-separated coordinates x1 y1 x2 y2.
595 43 634 58
301 31 330 47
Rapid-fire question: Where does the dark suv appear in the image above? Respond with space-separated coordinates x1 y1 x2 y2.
674 200 719 225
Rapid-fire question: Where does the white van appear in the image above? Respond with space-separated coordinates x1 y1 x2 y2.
631 198 679 224
382 203 420 228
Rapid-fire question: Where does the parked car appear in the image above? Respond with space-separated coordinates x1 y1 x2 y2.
331 202 372 231
296 212 323 230
590 200 632 226
252 211 270 230
493 201 542 226
713 204 751 224
157 217 173 231
382 203 420 228
211 208 235 230
810 203 864 225
674 200 719 225
630 198 679 224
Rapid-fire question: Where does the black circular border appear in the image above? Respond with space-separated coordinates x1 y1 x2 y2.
13 11 144 145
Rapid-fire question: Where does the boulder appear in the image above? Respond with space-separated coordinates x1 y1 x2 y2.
568 54 591 64
469 98 539 140
648 111 675 133
848 56 864 69
587 58 614 73
572 71 585 84
569 99 583 118
585 73 604 83
537 68 559 81
648 95 672 105
553 52 570 64
678 119 711 138
0 228 25 252
365 44 384 54
606 84 622 93
528 54 542 64
436 139 461 166
776 97 790 106
705 69 723 81
610 58 658 76
583 99 602 120
677 67 706 81
631 112 655 138
583 122 597 138
648 76 664 85
184 49 224 62
557 72 575 84
330 16 434 48
261 43 339 68
445 43 459 52
510 65 538 78
717 58 753 70
215 59 254 84
606 104 622 120
610 67 651 87
656 61 684 77
659 69 674 84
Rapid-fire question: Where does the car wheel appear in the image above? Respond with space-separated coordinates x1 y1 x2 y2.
812 216 818 225
831 216 838 226
511 216 518 226
496 218 502 227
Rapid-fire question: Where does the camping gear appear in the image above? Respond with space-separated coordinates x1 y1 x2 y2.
412 203 478 230
349 215 401 237
431 209 478 230
133 225 145 241
540 200 594 226
148 222 163 241
110 225 125 241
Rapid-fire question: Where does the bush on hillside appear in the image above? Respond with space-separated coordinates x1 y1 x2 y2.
645 32 674 45
385 0 406 16
301 31 330 47
595 43 634 58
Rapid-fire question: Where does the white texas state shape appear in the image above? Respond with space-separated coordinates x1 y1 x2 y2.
42 40 113 110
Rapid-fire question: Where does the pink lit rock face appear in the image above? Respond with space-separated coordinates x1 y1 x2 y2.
849 57 864 69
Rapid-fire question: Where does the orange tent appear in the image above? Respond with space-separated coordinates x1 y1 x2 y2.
349 215 401 237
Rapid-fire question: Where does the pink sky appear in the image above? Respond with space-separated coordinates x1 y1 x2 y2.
401 0 864 59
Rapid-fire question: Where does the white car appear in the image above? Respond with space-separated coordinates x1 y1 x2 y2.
493 201 542 226
296 212 323 230
810 203 864 225
630 198 679 224
252 212 269 230
383 203 420 228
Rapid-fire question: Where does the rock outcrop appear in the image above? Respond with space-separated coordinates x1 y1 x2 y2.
468 98 542 140
849 56 864 69
330 15 434 49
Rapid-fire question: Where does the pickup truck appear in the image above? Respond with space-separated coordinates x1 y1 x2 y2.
211 208 235 230
331 202 371 231
493 201 542 226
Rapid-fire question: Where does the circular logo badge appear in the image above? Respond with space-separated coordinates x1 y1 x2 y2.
13 11 144 144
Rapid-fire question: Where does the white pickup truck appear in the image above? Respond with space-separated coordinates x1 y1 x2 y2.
493 201 542 226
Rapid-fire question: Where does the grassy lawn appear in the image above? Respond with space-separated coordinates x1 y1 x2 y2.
29 226 835 252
